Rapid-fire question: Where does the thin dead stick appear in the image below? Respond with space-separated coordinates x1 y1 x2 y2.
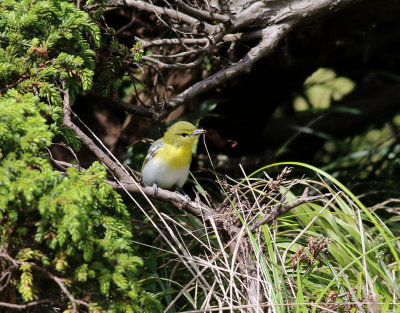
107 0 218 34
0 300 54 310
249 189 331 231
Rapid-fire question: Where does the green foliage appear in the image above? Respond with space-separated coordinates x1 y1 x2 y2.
0 0 100 102
321 122 400 198
86 0 108 21
18 263 35 302
0 89 160 312
95 39 131 96
140 292 164 313
0 1 161 311
293 68 356 111
131 41 144 62
0 90 54 155
246 162 400 312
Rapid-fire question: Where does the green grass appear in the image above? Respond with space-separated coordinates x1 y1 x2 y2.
128 159 400 312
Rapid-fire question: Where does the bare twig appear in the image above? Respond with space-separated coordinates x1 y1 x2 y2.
173 0 230 23
139 37 210 49
0 300 54 310
113 97 154 117
107 0 218 34
223 30 263 43
137 62 169 105
51 142 81 171
62 87 129 181
48 157 79 172
146 44 210 58
142 55 203 69
44 270 77 312
249 191 331 231
115 13 137 34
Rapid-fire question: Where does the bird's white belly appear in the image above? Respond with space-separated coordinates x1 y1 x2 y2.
142 158 190 189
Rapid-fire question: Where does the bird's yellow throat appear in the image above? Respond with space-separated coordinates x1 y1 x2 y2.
155 143 193 169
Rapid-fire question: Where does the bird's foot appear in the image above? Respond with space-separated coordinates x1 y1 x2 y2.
177 186 191 201
152 183 158 197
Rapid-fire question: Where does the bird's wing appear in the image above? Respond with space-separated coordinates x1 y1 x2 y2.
142 139 164 170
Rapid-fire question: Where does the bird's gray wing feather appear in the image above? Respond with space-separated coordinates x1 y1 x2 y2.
141 139 164 170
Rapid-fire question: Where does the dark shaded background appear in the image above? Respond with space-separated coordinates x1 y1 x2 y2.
71 0 400 204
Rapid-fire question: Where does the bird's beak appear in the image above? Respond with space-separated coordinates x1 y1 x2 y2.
191 128 207 137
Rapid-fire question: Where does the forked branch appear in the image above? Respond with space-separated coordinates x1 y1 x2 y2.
96 0 360 120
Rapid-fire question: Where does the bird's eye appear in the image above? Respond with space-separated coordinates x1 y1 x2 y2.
181 133 188 137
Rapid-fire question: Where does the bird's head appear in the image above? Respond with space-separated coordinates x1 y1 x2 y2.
163 121 206 147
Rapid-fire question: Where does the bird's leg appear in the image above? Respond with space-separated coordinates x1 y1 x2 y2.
152 183 158 197
176 186 191 201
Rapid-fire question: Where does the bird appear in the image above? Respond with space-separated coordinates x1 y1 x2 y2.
141 121 206 198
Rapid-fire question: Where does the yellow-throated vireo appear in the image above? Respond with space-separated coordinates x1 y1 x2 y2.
141 121 206 197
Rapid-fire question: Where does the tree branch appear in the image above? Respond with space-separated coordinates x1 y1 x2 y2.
139 37 210 49
107 0 218 34
141 55 203 69
173 0 230 23
100 0 361 121
0 300 54 310
145 44 210 58
266 0 362 25
108 181 213 217
160 24 291 119
112 97 154 118
62 84 131 182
